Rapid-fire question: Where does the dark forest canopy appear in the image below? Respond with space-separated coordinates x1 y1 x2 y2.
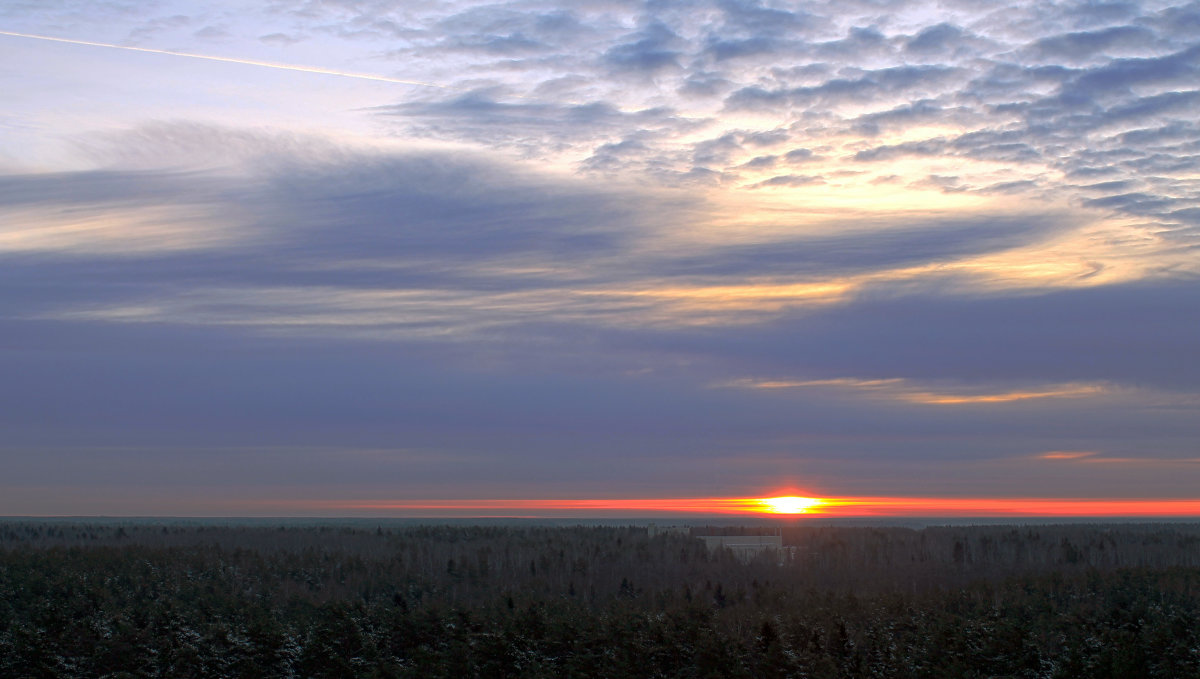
3 521 1200 678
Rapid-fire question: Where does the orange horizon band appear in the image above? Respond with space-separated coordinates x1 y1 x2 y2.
250 496 1200 517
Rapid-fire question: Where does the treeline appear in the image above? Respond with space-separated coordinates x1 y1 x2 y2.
2 522 1199 677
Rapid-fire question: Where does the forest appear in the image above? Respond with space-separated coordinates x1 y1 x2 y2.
2 520 1199 678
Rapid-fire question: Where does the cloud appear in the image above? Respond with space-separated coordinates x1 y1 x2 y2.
813 26 891 60
1029 25 1159 62
725 65 963 111
1036 451 1097 460
672 279 1200 391
1060 43 1200 101
742 129 789 146
850 99 949 135
0 125 676 317
428 7 586 56
749 174 823 188
904 23 972 56
1036 450 1200 465
259 32 302 46
603 20 682 72
723 376 1111 405
783 148 815 162
377 89 702 155
739 154 776 169
691 132 743 166
214 0 1200 240
0 119 1128 344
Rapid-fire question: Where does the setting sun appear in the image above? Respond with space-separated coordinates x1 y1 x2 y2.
757 496 825 514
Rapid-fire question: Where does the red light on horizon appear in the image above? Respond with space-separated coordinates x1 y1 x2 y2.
253 495 1200 518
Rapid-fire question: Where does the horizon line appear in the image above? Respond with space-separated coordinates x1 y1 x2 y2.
7 495 1200 519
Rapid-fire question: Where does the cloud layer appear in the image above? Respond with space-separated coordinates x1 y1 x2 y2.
1 0 1198 512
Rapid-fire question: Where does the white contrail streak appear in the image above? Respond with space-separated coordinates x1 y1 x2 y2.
0 29 449 89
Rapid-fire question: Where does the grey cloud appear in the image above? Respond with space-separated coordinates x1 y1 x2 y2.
960 141 1042 165
1065 166 1121 179
1 123 1092 341
439 32 547 55
682 3 1197 231
660 213 1075 278
1102 89 1200 123
603 20 683 72
431 7 585 55
750 174 823 188
678 71 732 97
978 179 1039 194
378 89 699 151
1064 44 1200 99
193 25 229 41
1082 191 1180 214
691 132 742 166
384 89 648 128
962 63 1074 105
0 126 676 285
697 280 1200 390
581 138 652 172
261 157 642 260
662 166 728 186
851 99 947 135
259 32 303 45
770 63 834 84
1066 1 1142 27
853 138 947 162
437 6 580 38
705 36 783 61
1120 153 1200 175
854 127 1044 165
951 132 1043 163
1117 120 1197 146
1170 207 1200 225
1076 179 1137 193
740 154 776 169
1030 25 1158 61
0 169 225 208
813 26 891 59
726 65 961 111
915 174 966 192
905 23 968 55
742 129 789 146
714 0 818 36
1151 1 1200 38
784 148 815 162
125 14 191 44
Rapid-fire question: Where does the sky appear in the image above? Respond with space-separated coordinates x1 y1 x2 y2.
2 0 1199 517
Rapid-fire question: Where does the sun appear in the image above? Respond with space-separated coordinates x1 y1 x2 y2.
758 496 824 514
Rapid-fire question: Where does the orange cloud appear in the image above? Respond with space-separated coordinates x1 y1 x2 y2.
1037 451 1097 460
722 377 1108 404
902 384 1105 404
1035 451 1200 465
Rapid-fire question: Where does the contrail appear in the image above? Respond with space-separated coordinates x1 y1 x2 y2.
0 29 449 89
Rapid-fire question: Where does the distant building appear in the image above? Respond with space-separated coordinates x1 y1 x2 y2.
696 534 783 562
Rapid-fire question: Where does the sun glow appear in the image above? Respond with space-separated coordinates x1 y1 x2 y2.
757 496 825 514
